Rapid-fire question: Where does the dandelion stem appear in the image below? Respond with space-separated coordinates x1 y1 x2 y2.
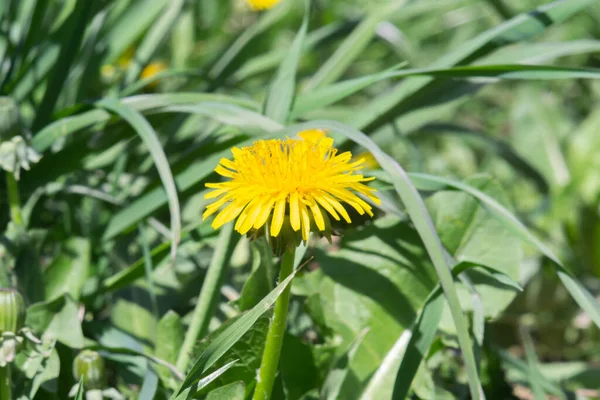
176 223 235 373
252 246 296 400
0 365 11 400
5 173 23 227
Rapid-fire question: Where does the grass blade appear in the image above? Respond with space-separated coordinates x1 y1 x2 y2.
305 1 407 90
351 0 598 132
124 0 184 84
294 64 600 117
31 93 259 152
263 0 309 124
176 265 302 394
97 98 181 263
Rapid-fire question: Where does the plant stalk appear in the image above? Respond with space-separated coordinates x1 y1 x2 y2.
175 223 235 373
0 365 11 400
252 246 296 400
5 172 23 227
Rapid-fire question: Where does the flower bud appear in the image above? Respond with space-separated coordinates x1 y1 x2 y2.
73 350 106 390
0 97 20 141
0 288 25 335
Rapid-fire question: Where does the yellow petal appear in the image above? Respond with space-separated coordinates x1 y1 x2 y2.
212 202 246 229
299 201 311 241
215 165 235 178
289 192 300 231
309 201 325 231
254 197 275 229
314 194 340 221
270 198 286 237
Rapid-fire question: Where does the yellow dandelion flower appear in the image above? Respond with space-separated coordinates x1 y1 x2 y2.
203 131 381 242
141 61 167 80
354 150 380 169
246 0 282 11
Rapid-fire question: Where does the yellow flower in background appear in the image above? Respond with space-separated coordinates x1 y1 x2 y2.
141 61 167 81
246 0 282 10
354 150 380 169
203 130 380 241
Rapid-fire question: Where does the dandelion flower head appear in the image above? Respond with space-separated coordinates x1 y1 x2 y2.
246 0 282 11
203 130 380 241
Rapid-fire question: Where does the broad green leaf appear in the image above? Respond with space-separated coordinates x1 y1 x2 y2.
280 334 319 400
238 243 272 311
156 311 185 364
26 295 85 348
307 216 436 398
43 237 90 301
111 297 157 350
321 329 369 400
361 291 444 400
98 98 181 262
407 172 600 329
427 175 523 321
287 120 484 399
205 381 245 400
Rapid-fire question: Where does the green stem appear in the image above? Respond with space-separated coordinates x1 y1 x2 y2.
0 365 11 400
6 172 23 227
252 246 296 400
175 223 235 373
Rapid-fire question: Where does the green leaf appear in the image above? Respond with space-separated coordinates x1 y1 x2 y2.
520 327 551 400
26 295 85 348
427 175 523 321
407 172 600 329
288 120 484 399
111 297 157 350
74 378 84 400
307 216 436 397
238 241 273 311
205 381 245 400
43 237 90 301
321 329 369 400
156 311 185 364
361 291 444 400
97 98 181 262
280 334 319 400
176 264 301 394
263 0 309 124
190 313 270 397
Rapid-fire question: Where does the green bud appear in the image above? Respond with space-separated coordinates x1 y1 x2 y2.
0 288 26 335
0 97 20 141
73 350 106 390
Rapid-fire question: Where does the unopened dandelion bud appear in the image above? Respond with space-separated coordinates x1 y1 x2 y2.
0 288 25 335
73 350 106 390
